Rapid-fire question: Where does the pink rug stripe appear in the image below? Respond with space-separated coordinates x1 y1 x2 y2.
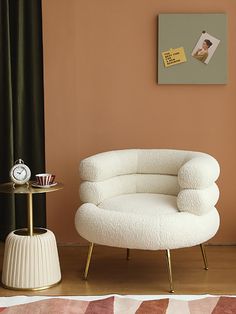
136 298 169 313
85 297 114 314
1 299 89 314
212 296 236 314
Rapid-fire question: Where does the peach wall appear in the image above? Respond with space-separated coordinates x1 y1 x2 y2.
42 0 236 244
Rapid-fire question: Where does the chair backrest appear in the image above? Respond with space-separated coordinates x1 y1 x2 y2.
79 149 219 206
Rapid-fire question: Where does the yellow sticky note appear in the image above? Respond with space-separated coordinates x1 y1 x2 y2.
162 47 187 67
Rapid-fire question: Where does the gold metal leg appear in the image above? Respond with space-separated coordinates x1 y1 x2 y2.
200 244 208 270
27 193 33 236
165 249 174 293
84 242 94 280
126 249 130 260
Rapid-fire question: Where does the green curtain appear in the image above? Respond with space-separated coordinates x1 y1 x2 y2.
0 0 46 240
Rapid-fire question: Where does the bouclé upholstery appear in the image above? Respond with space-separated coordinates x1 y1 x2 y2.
75 149 220 250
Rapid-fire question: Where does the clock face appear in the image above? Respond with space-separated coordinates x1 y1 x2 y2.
13 166 27 181
10 161 31 185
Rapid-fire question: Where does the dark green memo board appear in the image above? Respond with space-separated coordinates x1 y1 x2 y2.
158 14 227 84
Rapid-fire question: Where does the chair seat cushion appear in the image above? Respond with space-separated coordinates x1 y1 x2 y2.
99 193 178 217
75 193 220 250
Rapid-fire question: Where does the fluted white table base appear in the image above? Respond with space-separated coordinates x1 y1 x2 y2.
2 228 61 290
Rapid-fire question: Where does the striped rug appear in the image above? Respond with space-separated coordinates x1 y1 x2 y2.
0 296 236 313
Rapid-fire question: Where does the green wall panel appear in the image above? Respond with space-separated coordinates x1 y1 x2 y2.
158 13 227 84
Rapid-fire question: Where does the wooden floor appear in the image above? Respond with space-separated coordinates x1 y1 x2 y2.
0 244 235 296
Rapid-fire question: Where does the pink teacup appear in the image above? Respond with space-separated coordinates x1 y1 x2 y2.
35 173 55 186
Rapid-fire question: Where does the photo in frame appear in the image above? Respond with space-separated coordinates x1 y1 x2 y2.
192 31 220 64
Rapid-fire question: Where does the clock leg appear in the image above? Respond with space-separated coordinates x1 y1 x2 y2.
27 193 33 236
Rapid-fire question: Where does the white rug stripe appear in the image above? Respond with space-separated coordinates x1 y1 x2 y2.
167 299 190 314
114 297 142 314
188 297 220 313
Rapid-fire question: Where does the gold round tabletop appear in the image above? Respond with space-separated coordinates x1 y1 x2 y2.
0 182 64 194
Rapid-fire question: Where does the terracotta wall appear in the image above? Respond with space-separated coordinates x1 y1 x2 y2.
42 0 236 244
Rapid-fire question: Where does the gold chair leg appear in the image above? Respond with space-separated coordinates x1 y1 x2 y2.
165 249 174 293
84 242 94 280
126 248 130 260
200 244 208 270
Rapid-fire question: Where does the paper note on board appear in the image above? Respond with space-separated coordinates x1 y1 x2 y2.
162 47 187 67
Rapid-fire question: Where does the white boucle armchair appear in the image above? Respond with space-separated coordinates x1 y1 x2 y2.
75 149 220 292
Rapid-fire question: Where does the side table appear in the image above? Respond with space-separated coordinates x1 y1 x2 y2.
0 182 63 290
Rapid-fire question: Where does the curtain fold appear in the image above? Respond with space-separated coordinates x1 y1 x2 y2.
0 0 46 240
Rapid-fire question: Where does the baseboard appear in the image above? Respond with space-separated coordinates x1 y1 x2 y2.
207 243 236 246
58 242 88 247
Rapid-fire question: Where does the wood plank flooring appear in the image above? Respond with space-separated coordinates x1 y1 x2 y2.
0 244 235 296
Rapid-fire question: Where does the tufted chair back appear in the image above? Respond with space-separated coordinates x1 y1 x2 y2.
79 149 220 216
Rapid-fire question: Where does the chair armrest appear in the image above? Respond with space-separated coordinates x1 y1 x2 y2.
79 150 137 181
178 156 220 189
177 183 220 215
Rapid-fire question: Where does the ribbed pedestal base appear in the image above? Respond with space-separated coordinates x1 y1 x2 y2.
2 229 61 290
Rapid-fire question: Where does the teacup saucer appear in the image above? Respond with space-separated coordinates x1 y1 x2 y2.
31 182 58 188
